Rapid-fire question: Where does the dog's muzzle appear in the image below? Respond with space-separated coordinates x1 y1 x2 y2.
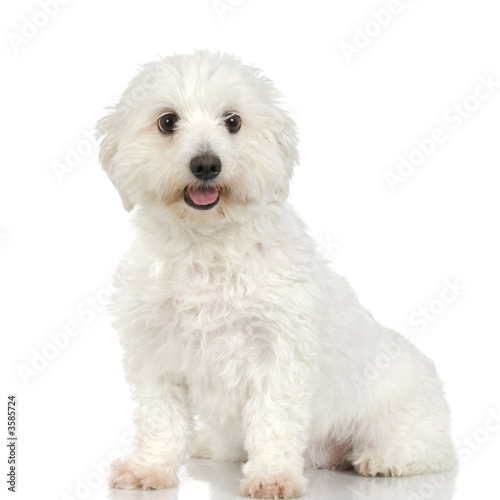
184 154 221 210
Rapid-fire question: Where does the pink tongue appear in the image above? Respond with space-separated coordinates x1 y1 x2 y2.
188 187 219 206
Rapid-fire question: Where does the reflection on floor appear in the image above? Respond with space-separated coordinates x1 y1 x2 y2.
107 458 458 499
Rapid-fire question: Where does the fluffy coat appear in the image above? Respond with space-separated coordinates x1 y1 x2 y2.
97 51 456 499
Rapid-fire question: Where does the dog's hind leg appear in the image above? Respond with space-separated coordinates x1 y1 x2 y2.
348 399 457 477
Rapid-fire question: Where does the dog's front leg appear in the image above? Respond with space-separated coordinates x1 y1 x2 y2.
110 372 193 490
239 360 310 499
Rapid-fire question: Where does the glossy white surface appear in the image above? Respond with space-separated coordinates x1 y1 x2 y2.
103 458 462 500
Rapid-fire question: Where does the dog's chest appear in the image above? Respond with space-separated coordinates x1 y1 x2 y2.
167 250 258 323
151 243 275 365
155 247 270 420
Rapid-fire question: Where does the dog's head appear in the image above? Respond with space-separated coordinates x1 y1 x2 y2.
97 50 298 224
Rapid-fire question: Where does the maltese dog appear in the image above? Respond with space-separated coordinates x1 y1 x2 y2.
97 50 456 499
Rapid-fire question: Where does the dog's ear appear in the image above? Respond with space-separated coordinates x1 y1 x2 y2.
96 109 134 212
277 111 299 176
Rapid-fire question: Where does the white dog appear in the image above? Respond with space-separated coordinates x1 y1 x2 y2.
97 50 456 499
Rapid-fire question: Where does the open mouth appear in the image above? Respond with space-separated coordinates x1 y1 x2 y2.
183 186 220 210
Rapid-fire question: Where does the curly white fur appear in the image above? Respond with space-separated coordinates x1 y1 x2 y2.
97 50 456 499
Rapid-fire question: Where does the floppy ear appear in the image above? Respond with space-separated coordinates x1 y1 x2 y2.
276 110 299 177
95 109 134 212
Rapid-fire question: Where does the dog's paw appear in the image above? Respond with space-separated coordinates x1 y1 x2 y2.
109 457 179 490
352 452 402 478
239 471 307 499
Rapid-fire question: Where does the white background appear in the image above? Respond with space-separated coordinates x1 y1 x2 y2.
2 0 499 499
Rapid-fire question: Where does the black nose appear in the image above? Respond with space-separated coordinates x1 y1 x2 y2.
190 154 221 181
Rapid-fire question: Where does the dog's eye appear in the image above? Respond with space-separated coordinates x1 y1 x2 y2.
224 114 241 133
158 113 178 134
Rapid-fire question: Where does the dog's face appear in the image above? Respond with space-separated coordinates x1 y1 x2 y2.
97 51 298 224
